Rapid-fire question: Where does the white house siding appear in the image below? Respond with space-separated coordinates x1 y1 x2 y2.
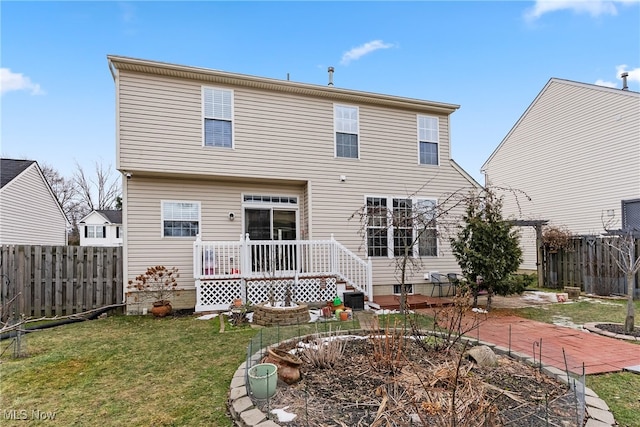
0 164 67 245
79 211 123 247
483 79 640 270
115 65 480 299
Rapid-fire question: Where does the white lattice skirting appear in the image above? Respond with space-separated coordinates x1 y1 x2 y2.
195 277 337 312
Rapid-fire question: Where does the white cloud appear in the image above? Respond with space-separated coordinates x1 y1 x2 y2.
0 68 44 95
524 0 639 21
595 65 640 88
340 40 395 65
594 79 617 88
119 2 135 23
616 65 640 83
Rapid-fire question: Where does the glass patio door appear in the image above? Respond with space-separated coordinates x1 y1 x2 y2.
245 209 297 273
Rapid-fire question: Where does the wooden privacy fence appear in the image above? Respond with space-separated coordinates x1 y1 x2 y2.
0 245 123 317
543 236 639 296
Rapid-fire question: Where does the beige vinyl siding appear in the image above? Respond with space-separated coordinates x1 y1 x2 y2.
125 176 306 287
118 72 454 181
0 165 67 245
117 70 479 297
484 80 640 270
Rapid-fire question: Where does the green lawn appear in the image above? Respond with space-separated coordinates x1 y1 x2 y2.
1 315 254 427
507 296 640 326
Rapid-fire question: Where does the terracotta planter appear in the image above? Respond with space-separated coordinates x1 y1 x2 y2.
150 300 172 317
263 348 302 384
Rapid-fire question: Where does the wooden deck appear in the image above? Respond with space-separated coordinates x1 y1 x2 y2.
372 294 454 310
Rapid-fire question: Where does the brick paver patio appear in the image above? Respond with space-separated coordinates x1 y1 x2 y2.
466 314 639 375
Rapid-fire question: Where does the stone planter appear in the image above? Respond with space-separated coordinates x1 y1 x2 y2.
252 302 310 326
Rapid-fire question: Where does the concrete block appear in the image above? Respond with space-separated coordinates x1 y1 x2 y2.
240 408 267 426
587 407 615 425
232 396 254 414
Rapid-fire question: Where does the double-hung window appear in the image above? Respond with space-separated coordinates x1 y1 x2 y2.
366 197 388 257
335 105 359 158
85 225 105 239
393 199 414 257
418 115 439 165
203 87 233 148
416 199 438 256
162 201 200 237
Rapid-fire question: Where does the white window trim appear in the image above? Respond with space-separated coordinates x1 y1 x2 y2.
417 114 440 166
241 193 300 241
202 86 235 149
334 104 360 159
161 200 201 238
364 195 438 258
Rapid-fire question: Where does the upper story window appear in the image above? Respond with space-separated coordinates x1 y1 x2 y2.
203 87 233 148
334 105 359 159
162 201 200 237
418 115 439 165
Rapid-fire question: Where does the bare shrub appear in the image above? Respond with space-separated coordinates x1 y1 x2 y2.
300 328 346 369
368 317 407 374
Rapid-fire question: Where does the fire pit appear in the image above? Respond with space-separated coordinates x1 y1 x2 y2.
252 302 311 326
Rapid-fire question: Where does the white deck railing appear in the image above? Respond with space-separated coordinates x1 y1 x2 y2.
193 234 372 300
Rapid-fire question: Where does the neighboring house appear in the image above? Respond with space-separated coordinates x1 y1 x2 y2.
79 209 123 247
482 78 640 270
0 158 70 245
108 55 481 312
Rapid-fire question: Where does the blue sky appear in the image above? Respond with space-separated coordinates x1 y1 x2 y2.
2 1 639 183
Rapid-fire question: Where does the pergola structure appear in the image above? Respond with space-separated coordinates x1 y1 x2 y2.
510 219 549 288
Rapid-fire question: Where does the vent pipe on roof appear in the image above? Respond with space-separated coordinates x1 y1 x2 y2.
328 67 334 86
621 72 629 91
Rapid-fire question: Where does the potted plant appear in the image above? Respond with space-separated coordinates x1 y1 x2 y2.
127 266 180 317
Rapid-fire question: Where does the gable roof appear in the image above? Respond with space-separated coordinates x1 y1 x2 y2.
96 209 122 224
0 158 71 227
80 209 122 224
481 78 640 172
107 55 460 115
1 159 36 188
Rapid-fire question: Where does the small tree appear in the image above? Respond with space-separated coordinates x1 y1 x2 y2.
603 228 639 334
449 189 523 310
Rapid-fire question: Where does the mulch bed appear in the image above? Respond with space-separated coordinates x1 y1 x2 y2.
255 335 582 426
595 323 640 338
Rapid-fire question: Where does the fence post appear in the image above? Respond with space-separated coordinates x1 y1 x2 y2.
367 257 373 302
193 235 201 279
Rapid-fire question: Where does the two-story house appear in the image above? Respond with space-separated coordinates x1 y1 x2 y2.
79 209 123 247
482 78 640 271
0 158 69 245
108 55 480 312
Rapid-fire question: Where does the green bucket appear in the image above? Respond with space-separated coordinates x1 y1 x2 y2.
248 363 278 399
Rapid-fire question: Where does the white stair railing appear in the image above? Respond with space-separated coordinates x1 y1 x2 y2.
194 234 372 301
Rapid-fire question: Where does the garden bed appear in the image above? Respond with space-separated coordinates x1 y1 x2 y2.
255 334 582 426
